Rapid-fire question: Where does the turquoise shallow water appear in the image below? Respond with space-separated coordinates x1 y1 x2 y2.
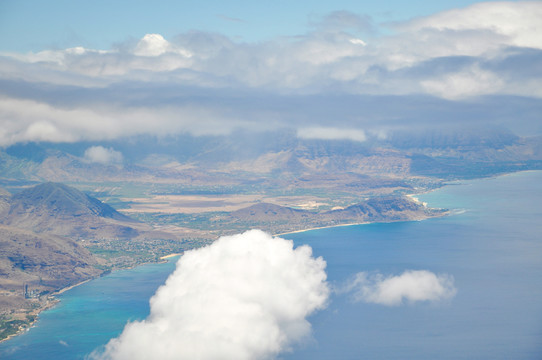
1 171 542 359
0 259 178 359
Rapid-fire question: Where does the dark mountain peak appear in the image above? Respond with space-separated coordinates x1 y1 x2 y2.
10 182 131 221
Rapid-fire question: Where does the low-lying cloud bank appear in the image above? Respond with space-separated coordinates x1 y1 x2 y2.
92 230 329 360
343 270 457 306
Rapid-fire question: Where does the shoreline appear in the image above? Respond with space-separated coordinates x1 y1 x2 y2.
0 208 446 345
55 278 93 295
274 211 448 238
0 278 96 344
275 190 453 237
160 253 182 260
1 253 186 344
275 221 371 237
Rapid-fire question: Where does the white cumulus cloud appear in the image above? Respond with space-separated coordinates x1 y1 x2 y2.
344 270 457 306
133 33 192 57
93 230 329 360
84 146 123 165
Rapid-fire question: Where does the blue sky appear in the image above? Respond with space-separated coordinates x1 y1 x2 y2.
0 0 512 52
0 1 541 145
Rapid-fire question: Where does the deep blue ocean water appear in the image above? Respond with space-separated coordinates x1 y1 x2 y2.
1 171 541 359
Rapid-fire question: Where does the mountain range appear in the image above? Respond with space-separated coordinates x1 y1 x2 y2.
2 127 541 187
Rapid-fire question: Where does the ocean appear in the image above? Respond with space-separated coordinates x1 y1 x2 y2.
1 171 541 359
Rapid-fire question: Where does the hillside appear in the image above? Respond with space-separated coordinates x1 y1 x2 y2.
2 182 141 240
0 182 188 340
0 224 104 341
231 203 312 222
323 197 433 222
227 197 444 234
0 224 102 306
9 182 132 221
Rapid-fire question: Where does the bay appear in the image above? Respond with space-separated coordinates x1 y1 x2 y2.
283 171 542 359
0 259 178 359
1 171 541 359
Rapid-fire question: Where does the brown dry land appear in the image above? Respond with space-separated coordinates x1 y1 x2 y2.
121 194 334 214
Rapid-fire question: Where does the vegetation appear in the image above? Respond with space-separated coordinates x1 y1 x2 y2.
0 315 36 342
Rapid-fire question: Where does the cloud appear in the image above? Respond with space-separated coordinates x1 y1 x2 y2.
5 2 541 93
421 64 504 100
398 1 542 50
297 126 367 142
133 34 192 57
0 2 541 145
0 94 246 146
84 146 123 164
343 270 457 306
93 230 329 360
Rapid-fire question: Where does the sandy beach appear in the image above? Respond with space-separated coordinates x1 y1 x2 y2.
275 221 371 237
160 253 183 260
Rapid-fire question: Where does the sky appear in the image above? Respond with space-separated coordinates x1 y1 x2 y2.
0 0 541 146
0 0 501 52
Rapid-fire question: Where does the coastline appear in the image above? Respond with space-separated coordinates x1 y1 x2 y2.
275 191 452 237
274 210 449 238
0 182 461 345
1 252 188 344
55 278 93 295
0 214 436 345
0 278 96 344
